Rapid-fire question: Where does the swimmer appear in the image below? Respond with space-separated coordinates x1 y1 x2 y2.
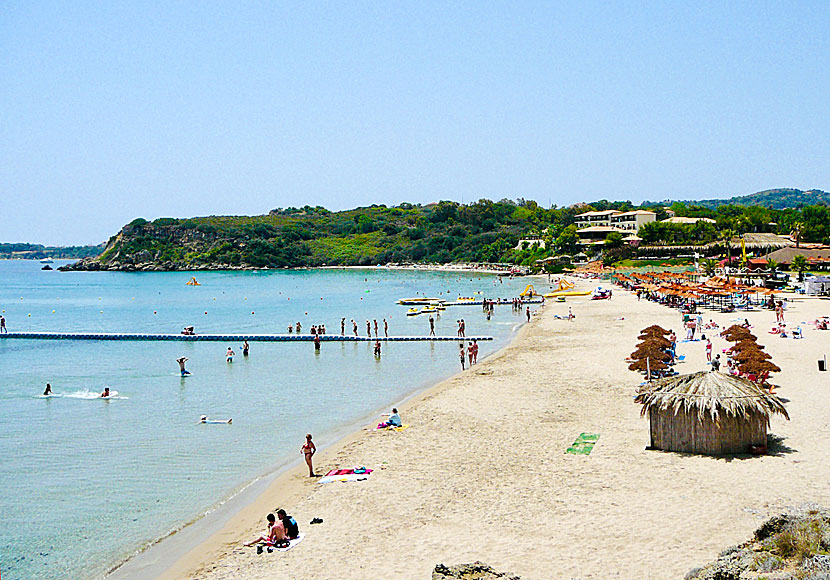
177 357 190 376
226 347 235 363
101 387 111 398
43 383 52 396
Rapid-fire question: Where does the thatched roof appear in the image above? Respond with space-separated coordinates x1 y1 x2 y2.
641 325 669 335
629 358 668 372
738 359 782 375
732 349 772 362
634 371 789 422
630 346 671 362
637 335 671 349
729 340 765 352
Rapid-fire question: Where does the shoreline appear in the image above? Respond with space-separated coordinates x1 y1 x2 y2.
107 311 532 580
141 277 830 580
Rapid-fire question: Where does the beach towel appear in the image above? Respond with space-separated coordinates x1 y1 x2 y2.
375 423 410 432
264 533 305 552
566 433 600 455
318 468 373 484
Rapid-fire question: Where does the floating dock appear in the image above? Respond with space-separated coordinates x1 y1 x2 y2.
0 332 493 342
439 298 544 306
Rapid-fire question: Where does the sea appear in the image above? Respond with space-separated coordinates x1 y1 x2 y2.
0 260 534 580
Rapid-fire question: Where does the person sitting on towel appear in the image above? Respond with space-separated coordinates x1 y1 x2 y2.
244 513 287 547
277 509 299 540
377 407 402 429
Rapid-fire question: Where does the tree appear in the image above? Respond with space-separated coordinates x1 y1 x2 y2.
791 254 808 282
604 231 625 249
791 221 804 248
702 258 718 276
766 258 779 274
555 225 580 254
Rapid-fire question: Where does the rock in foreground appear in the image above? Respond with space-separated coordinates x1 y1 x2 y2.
432 562 520 579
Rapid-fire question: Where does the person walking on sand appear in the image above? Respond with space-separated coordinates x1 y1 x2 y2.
352 319 358 336
302 434 316 477
429 315 435 336
373 319 378 337
459 343 466 370
705 339 712 362
242 340 250 357
568 306 574 322
383 318 388 337
226 347 235 363
0 315 6 333
177 357 190 376
340 317 346 335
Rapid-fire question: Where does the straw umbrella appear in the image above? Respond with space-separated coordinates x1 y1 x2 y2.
628 357 668 373
630 346 672 363
641 325 670 336
738 359 781 375
728 340 765 353
732 349 772 363
634 371 789 455
636 335 671 350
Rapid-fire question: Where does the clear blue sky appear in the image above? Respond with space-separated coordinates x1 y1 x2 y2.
2 2 828 245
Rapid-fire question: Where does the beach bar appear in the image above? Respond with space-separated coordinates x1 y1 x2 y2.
634 371 788 456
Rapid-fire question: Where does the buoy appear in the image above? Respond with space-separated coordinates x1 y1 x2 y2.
204 311 208 315
28 313 31 317
251 311 255 315
153 311 157 315
52 310 56 313
100 310 103 314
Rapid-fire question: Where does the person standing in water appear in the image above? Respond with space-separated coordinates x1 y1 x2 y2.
429 315 435 336
242 340 250 357
373 340 381 357
226 347 235 363
177 357 190 376
383 318 388 337
459 343 466 370
43 383 52 396
0 315 6 333
467 342 474 366
526 307 531 322
373 319 379 337
314 333 321 352
366 320 371 337
302 434 316 477
472 340 479 364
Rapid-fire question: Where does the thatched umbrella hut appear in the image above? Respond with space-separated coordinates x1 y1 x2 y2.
636 335 671 350
732 349 772 363
641 325 669 336
628 357 668 373
738 359 781 376
630 346 672 363
634 371 789 455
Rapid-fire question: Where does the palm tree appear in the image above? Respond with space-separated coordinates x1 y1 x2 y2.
766 258 779 274
791 221 804 248
702 258 718 276
791 254 808 282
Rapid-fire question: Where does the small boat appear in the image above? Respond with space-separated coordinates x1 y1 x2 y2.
39 258 53 264
397 297 442 305
456 297 476 302
421 307 437 313
406 308 420 316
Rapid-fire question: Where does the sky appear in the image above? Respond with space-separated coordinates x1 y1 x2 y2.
1 2 828 245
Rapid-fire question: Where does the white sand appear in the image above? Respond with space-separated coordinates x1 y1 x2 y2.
155 280 830 579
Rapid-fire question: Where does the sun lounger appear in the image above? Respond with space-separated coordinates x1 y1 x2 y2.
566 433 600 455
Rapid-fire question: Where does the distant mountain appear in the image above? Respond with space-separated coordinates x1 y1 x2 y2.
682 189 830 210
0 242 105 260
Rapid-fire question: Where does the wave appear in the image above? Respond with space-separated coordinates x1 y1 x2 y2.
62 389 127 400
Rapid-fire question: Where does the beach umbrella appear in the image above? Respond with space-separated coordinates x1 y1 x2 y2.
628 357 668 372
637 335 672 350
721 330 757 342
630 346 672 362
640 325 670 335
729 340 764 352
732 349 772 362
738 359 781 375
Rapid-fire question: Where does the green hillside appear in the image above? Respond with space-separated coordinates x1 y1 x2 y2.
682 188 830 209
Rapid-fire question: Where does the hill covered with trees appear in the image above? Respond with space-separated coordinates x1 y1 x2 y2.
0 242 105 260
62 189 830 271
667 188 830 210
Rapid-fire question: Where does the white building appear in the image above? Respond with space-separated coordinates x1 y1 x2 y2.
574 209 656 244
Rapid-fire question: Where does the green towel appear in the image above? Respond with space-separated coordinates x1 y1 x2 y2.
566 433 600 455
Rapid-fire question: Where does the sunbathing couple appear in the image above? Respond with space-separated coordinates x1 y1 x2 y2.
244 509 299 551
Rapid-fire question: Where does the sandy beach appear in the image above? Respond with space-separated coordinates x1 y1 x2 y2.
144 278 830 580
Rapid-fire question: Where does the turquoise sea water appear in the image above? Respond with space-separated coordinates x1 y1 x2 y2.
0 261 532 580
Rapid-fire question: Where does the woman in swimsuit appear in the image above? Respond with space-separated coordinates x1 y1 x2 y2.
301 433 316 477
